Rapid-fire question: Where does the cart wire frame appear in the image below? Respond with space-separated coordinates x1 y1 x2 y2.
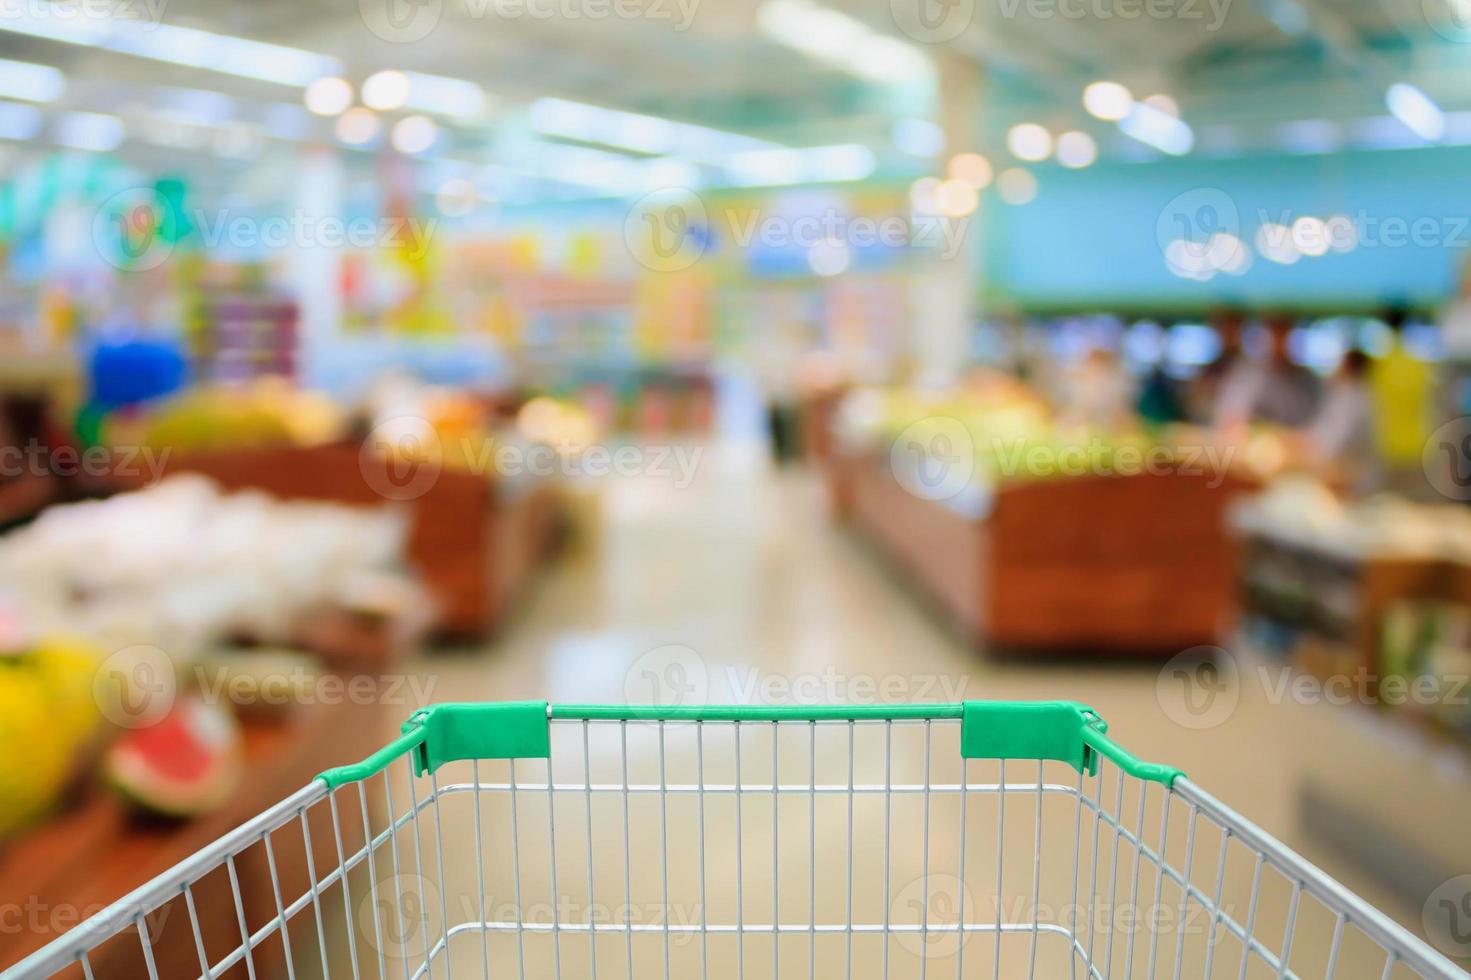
5 701 1466 980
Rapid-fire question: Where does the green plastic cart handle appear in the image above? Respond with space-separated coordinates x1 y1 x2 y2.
317 700 1183 789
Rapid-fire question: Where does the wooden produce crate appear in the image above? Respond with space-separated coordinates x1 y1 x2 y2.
987 470 1243 651
838 451 1244 653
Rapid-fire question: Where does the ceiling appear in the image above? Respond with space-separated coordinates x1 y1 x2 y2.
2 0 1471 191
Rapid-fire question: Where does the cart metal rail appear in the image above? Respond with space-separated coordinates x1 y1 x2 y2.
5 701 1466 979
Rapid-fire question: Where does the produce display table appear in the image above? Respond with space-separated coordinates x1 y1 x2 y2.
109 443 562 639
0 697 387 976
835 450 1244 653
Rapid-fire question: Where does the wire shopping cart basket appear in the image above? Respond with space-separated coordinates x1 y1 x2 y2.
6 701 1467 980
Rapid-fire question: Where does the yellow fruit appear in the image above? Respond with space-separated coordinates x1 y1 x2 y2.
0 638 103 837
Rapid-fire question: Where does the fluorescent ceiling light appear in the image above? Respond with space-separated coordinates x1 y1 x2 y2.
726 143 876 186
1348 114 1427 149
1386 82 1445 141
758 0 932 86
892 118 943 157
535 143 648 195
134 108 213 150
1443 111 1471 146
494 140 703 197
0 15 338 86
847 35 931 85
362 70 410 112
0 57 64 102
155 86 237 125
305 77 353 116
1083 81 1132 121
806 144 876 181
54 111 124 151
528 97 779 164
264 103 314 140
1055 131 1097 168
1118 103 1193 155
391 114 438 155
1276 119 1342 154
403 72 487 120
727 148 806 185
0 102 42 140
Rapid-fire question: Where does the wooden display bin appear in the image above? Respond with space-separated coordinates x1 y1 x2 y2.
109 443 562 640
839 451 1244 653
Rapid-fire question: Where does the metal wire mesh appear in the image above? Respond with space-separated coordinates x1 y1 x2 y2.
8 714 1466 979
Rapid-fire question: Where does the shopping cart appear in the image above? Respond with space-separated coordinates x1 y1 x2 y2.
6 701 1467 979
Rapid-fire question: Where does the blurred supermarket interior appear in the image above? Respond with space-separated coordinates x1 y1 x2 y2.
6 0 1471 976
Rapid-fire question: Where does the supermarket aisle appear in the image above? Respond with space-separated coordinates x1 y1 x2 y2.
378 443 1444 977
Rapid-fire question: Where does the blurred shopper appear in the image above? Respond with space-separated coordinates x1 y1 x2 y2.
1368 303 1433 494
1215 312 1321 428
1136 364 1185 425
1054 347 1135 430
754 319 803 465
1187 305 1246 422
1308 349 1374 490
1440 254 1471 380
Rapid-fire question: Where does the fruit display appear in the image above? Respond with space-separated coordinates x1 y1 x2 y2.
363 378 602 482
103 697 242 818
116 377 346 456
0 475 417 657
0 626 104 836
360 375 497 473
835 378 1272 498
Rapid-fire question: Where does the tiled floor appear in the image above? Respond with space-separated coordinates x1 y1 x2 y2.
369 443 1468 978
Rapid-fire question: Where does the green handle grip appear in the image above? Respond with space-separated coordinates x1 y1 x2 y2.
317 700 1183 789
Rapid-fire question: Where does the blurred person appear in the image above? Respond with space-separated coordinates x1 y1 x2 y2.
1136 363 1185 425
1054 347 1134 430
1367 302 1433 495
1308 349 1374 490
1214 312 1321 429
1186 305 1247 421
753 318 804 465
1440 253 1471 378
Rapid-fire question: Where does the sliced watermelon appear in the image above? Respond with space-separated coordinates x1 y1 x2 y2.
105 698 242 818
